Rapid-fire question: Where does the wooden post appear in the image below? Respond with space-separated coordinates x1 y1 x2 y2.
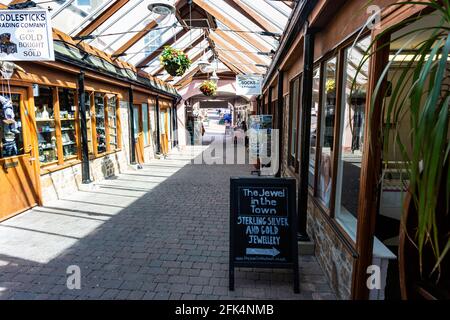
77 72 91 183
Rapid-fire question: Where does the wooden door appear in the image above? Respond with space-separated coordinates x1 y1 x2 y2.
160 108 169 155
133 105 144 164
0 87 39 221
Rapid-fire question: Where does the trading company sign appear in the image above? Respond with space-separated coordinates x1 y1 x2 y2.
236 75 262 96
0 9 55 61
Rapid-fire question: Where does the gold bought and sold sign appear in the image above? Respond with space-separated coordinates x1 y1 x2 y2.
0 9 54 61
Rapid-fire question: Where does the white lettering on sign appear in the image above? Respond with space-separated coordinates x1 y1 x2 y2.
0 9 54 61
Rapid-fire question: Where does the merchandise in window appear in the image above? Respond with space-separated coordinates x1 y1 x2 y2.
85 93 94 154
35 87 58 165
94 93 106 154
0 94 23 158
58 89 78 160
107 96 118 150
317 57 338 208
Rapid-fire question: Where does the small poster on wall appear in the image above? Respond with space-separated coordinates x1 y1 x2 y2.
0 9 55 61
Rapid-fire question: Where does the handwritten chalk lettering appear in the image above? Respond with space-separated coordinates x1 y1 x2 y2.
248 235 280 245
246 226 260 235
237 216 267 225
267 217 289 226
259 197 277 206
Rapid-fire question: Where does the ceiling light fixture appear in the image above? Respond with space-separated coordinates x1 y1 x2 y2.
147 0 176 16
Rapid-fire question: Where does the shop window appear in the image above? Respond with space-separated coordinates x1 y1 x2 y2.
149 99 157 153
317 57 337 208
142 103 150 146
58 89 78 160
107 95 119 150
35 87 58 165
94 93 106 154
0 94 24 158
85 92 94 154
297 76 303 168
288 77 300 168
309 67 321 188
335 37 370 236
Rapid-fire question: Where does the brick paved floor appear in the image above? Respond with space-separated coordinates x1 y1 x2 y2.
0 137 336 300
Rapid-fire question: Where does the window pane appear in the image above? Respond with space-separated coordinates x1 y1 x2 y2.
1 94 24 158
149 100 157 153
94 93 106 154
85 93 94 154
317 57 337 208
107 96 118 150
290 78 299 160
133 105 140 139
59 89 78 160
142 103 149 146
309 67 321 187
335 37 370 235
35 87 58 165
297 76 303 164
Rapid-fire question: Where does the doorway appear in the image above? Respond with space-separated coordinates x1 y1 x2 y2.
0 87 40 221
133 104 144 164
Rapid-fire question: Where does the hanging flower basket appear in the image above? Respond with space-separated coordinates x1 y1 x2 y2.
159 46 191 77
199 80 217 96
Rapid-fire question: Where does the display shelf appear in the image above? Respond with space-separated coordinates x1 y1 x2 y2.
36 118 56 122
63 142 76 146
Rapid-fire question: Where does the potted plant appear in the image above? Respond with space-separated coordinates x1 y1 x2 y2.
159 46 191 77
353 1 450 299
199 80 217 96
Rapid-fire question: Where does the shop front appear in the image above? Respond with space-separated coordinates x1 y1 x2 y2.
261 0 438 299
0 29 178 221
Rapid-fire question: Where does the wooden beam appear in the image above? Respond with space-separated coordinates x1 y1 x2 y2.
224 0 279 33
136 28 189 68
76 0 130 37
218 57 242 75
283 1 294 9
192 0 271 53
151 32 205 76
113 19 158 57
209 35 262 74
210 31 267 65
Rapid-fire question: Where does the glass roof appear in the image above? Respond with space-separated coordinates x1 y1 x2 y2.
1 0 293 87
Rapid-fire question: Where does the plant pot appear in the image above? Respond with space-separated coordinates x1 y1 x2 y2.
399 161 450 300
165 62 182 77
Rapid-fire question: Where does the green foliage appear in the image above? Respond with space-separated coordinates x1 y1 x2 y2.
160 46 192 77
199 80 217 96
353 1 450 278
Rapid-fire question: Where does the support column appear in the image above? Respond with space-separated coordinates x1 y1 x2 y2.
268 87 272 115
155 96 161 154
298 29 315 241
77 71 91 184
276 70 284 178
128 87 136 165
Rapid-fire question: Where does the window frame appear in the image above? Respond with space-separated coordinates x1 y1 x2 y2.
288 75 301 171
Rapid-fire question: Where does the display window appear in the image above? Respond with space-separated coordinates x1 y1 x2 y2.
288 77 300 169
334 37 370 237
142 103 150 146
94 93 107 155
0 93 24 158
85 92 94 155
58 89 78 160
309 67 321 189
107 95 120 151
317 57 338 209
35 87 59 165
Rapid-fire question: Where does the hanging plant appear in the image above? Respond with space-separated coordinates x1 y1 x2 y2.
159 46 191 77
199 80 217 96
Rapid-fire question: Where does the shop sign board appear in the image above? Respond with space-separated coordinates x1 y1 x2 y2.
236 74 262 96
229 177 299 293
0 9 55 61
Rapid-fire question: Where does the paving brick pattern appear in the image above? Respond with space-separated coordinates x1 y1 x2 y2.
0 141 336 300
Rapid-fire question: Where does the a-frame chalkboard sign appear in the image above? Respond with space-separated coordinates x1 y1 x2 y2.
229 177 299 293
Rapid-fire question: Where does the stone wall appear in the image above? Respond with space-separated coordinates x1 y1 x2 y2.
306 198 354 300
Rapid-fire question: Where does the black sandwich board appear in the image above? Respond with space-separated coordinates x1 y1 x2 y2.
229 177 299 293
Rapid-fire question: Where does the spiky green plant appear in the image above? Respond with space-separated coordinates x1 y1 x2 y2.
352 1 450 278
